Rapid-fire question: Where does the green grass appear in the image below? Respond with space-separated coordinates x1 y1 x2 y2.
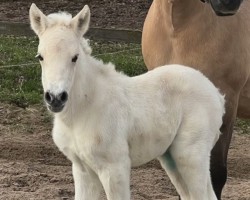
235 118 250 134
0 36 41 105
0 35 146 106
0 35 250 134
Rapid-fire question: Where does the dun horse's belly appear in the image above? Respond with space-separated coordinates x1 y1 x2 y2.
238 77 250 118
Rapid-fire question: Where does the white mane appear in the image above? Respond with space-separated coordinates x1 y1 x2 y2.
42 12 92 55
47 12 93 55
47 12 72 27
80 38 92 55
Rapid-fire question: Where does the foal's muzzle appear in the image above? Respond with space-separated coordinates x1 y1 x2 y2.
201 0 243 16
44 91 68 113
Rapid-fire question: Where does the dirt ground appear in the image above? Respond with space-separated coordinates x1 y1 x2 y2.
0 0 250 199
0 102 249 200
0 0 151 30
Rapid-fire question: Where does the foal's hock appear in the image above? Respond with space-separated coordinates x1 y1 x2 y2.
30 3 225 200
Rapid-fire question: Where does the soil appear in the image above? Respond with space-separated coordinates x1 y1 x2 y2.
0 102 249 200
0 0 151 30
0 0 250 199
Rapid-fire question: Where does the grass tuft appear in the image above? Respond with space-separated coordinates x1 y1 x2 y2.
235 119 250 134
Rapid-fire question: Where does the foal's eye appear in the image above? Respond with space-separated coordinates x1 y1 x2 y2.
35 54 44 61
72 54 79 63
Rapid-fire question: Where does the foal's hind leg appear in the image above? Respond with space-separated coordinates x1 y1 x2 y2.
158 151 189 199
159 142 217 200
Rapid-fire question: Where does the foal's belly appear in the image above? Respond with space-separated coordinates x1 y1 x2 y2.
128 131 174 167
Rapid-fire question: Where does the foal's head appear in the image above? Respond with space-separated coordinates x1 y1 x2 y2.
29 4 90 113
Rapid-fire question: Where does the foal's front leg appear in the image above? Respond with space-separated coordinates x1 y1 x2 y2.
98 157 131 200
73 163 102 200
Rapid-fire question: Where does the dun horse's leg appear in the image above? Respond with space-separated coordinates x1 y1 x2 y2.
207 174 218 200
210 138 228 199
210 126 233 199
210 96 238 199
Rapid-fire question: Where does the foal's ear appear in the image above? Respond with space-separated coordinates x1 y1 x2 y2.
71 5 90 37
29 3 48 36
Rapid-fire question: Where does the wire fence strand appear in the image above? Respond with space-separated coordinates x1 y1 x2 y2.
0 62 39 69
0 47 142 69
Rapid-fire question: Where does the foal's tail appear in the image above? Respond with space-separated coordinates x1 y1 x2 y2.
219 92 226 118
213 91 226 146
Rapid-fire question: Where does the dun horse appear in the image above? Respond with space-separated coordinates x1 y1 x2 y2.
142 0 250 199
30 4 225 200
202 0 243 16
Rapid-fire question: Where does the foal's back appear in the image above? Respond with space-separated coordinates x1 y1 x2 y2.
126 65 224 167
125 64 224 199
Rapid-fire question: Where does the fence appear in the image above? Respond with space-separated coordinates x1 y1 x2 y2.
0 22 142 43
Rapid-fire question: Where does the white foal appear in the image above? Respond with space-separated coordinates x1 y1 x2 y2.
29 4 225 200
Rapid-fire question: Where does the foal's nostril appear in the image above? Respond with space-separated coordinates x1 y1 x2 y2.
45 91 54 104
44 91 68 112
58 91 68 103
